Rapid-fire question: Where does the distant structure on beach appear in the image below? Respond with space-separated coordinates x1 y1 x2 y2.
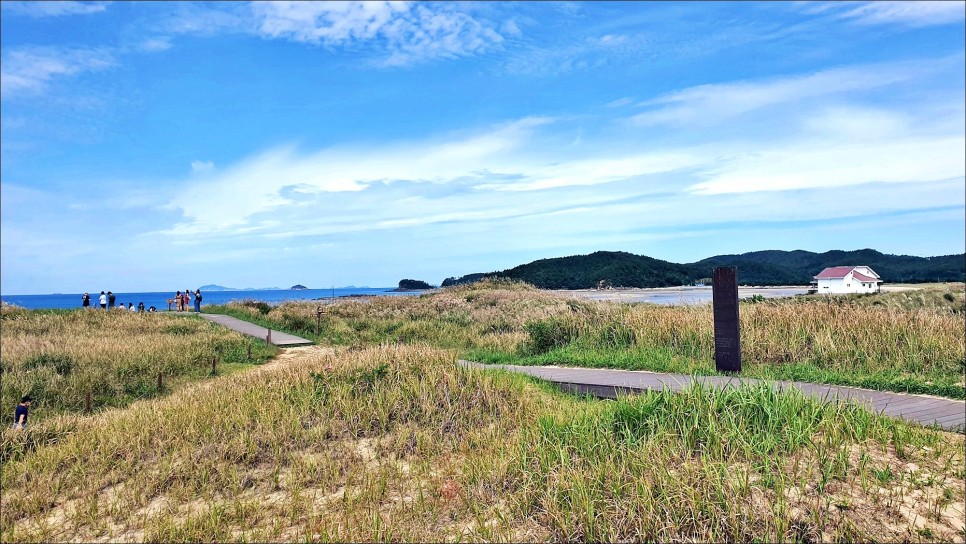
810 266 882 294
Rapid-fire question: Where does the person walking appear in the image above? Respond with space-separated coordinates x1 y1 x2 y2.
175 291 182 312
99 291 107 310
194 289 202 312
82 292 90 308
12 396 30 431
107 291 116 309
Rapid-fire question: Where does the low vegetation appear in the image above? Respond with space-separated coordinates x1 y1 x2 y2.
0 306 277 430
208 280 966 399
2 344 963 542
1 282 963 541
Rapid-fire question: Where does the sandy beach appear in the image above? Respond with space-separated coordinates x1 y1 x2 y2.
554 284 926 304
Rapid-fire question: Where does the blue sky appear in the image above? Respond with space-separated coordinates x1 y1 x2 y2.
2 1 964 294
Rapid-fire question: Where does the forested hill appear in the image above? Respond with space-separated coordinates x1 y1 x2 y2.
509 251 692 289
442 249 965 289
688 250 966 285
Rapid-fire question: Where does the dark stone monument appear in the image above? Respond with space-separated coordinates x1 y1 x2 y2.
712 266 741 372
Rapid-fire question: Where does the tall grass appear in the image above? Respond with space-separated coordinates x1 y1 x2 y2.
1 344 962 542
0 307 277 426
207 279 966 398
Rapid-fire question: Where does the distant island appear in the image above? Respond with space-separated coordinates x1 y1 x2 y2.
394 279 434 291
290 284 308 290
442 249 966 289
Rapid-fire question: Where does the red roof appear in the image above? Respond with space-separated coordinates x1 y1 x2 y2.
814 266 881 282
851 270 880 282
814 266 854 279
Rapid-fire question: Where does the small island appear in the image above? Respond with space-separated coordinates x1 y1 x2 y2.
290 284 308 290
393 279 434 291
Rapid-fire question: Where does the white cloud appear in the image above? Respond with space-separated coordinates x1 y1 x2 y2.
0 47 116 98
688 136 966 195
632 62 921 127
139 37 174 52
251 1 504 65
191 160 215 174
801 106 910 139
1 1 109 17
606 97 634 108
834 1 965 27
162 117 552 235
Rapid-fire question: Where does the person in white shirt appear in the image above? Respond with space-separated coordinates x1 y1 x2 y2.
99 291 107 309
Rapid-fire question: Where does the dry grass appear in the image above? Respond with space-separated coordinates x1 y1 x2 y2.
210 279 966 398
0 307 277 428
1 343 962 542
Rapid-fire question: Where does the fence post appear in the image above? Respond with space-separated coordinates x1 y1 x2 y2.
266 328 272 345
211 356 217 374
85 391 92 414
247 342 252 361
157 372 163 392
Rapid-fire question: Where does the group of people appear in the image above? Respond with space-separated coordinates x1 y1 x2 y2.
173 289 203 312
80 291 160 312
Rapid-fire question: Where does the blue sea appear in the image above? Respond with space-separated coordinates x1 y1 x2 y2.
1 288 421 311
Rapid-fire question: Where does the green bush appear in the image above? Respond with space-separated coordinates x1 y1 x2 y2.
523 318 575 354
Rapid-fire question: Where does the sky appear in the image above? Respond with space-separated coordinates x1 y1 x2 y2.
1 1 964 294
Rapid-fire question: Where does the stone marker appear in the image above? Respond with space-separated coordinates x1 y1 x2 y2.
712 266 741 372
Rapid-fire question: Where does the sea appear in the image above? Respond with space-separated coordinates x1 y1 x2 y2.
0 288 419 311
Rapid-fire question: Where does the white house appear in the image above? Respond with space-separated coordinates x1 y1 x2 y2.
812 266 882 294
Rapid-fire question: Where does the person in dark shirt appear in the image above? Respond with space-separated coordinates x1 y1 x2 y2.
12 396 30 430
82 293 90 308
108 291 116 309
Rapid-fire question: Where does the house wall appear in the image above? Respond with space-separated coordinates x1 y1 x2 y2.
817 274 878 294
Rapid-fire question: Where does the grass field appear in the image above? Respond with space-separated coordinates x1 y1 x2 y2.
1 282 963 541
0 306 277 461
1 343 963 542
207 280 966 399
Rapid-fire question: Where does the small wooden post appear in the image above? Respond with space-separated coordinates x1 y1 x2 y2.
266 328 272 344
85 391 92 413
157 372 163 392
211 356 217 374
247 342 252 361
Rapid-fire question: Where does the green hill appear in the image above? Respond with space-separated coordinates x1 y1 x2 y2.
689 249 966 285
443 249 965 289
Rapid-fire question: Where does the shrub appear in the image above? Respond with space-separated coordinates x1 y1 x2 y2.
523 318 575 354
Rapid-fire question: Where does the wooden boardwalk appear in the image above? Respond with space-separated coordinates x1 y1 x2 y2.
459 361 966 433
198 313 313 347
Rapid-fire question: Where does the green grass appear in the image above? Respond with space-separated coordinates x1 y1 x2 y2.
0 307 278 429
2 343 963 542
204 281 966 399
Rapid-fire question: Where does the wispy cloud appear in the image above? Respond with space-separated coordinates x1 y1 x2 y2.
0 47 116 98
251 1 504 66
161 117 553 235
1 1 109 17
687 136 965 195
809 1 966 27
631 60 930 127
